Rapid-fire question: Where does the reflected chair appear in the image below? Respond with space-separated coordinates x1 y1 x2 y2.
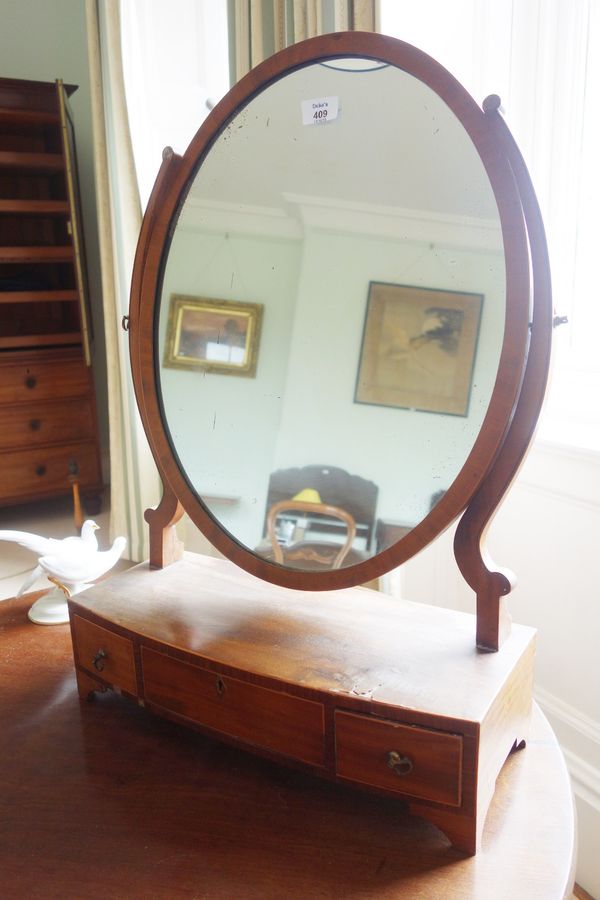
263 465 379 552
266 499 357 569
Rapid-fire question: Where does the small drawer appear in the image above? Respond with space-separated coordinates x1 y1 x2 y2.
0 398 95 450
335 711 462 807
142 647 325 766
72 615 137 695
0 356 90 405
0 441 100 501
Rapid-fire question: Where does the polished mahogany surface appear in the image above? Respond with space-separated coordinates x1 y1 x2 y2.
1 592 574 898
69 553 534 725
67 553 538 853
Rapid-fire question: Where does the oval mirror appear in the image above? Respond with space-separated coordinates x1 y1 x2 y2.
136 34 531 589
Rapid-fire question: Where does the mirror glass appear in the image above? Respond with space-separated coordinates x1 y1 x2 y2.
156 58 505 570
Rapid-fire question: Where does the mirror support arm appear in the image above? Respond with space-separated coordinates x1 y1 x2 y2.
145 482 185 569
454 506 515 651
455 97 553 651
129 146 187 570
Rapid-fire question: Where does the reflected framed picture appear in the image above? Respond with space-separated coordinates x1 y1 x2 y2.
355 282 483 416
163 294 263 377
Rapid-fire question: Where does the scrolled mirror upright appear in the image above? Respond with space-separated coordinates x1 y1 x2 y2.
65 31 554 857
130 32 550 649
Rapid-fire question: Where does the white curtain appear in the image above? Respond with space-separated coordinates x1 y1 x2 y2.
120 0 230 209
232 0 377 79
379 0 599 448
86 0 160 561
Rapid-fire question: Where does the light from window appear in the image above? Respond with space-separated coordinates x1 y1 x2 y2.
380 0 600 449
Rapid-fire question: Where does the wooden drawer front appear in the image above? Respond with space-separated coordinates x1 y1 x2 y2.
335 711 462 807
0 357 89 404
0 399 94 449
142 647 325 767
0 442 100 500
72 615 137 695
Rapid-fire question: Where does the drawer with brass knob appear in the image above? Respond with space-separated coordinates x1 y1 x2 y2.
0 442 99 502
0 357 91 405
71 615 137 695
0 399 95 450
0 349 102 508
334 710 463 806
141 646 325 766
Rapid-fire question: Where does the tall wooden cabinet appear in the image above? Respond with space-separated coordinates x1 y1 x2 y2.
0 77 102 508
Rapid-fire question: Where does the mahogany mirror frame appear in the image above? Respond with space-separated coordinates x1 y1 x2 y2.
128 32 552 651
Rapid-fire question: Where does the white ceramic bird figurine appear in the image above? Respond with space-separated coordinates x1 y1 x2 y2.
40 535 127 598
0 520 126 599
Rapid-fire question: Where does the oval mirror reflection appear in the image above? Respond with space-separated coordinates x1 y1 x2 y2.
157 58 505 571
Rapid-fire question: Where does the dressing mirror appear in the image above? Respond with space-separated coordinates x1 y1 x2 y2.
134 33 545 608
68 32 552 855
156 55 509 573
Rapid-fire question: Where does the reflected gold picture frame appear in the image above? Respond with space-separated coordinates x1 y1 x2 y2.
164 294 263 377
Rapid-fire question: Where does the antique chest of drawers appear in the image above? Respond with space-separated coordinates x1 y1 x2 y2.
0 77 102 507
0 347 101 505
69 553 535 855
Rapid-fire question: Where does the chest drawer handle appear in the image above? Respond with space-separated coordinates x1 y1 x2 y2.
386 750 413 777
29 418 41 431
92 649 107 672
25 375 37 389
215 675 226 696
35 464 47 477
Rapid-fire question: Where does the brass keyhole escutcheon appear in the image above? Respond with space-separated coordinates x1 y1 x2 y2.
386 750 413 776
215 675 226 697
92 649 107 672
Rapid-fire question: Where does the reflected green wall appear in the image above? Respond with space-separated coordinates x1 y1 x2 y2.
159 221 503 548
275 228 504 526
159 229 302 547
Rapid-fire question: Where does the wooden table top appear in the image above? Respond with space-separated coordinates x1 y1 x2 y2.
73 553 536 725
0 591 575 899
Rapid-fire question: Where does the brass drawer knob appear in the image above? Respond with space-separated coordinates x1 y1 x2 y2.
92 649 107 672
386 750 413 776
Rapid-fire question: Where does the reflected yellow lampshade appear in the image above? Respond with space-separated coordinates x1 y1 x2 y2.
292 488 322 504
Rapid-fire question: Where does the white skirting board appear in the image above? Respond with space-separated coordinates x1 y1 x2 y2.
536 685 600 899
